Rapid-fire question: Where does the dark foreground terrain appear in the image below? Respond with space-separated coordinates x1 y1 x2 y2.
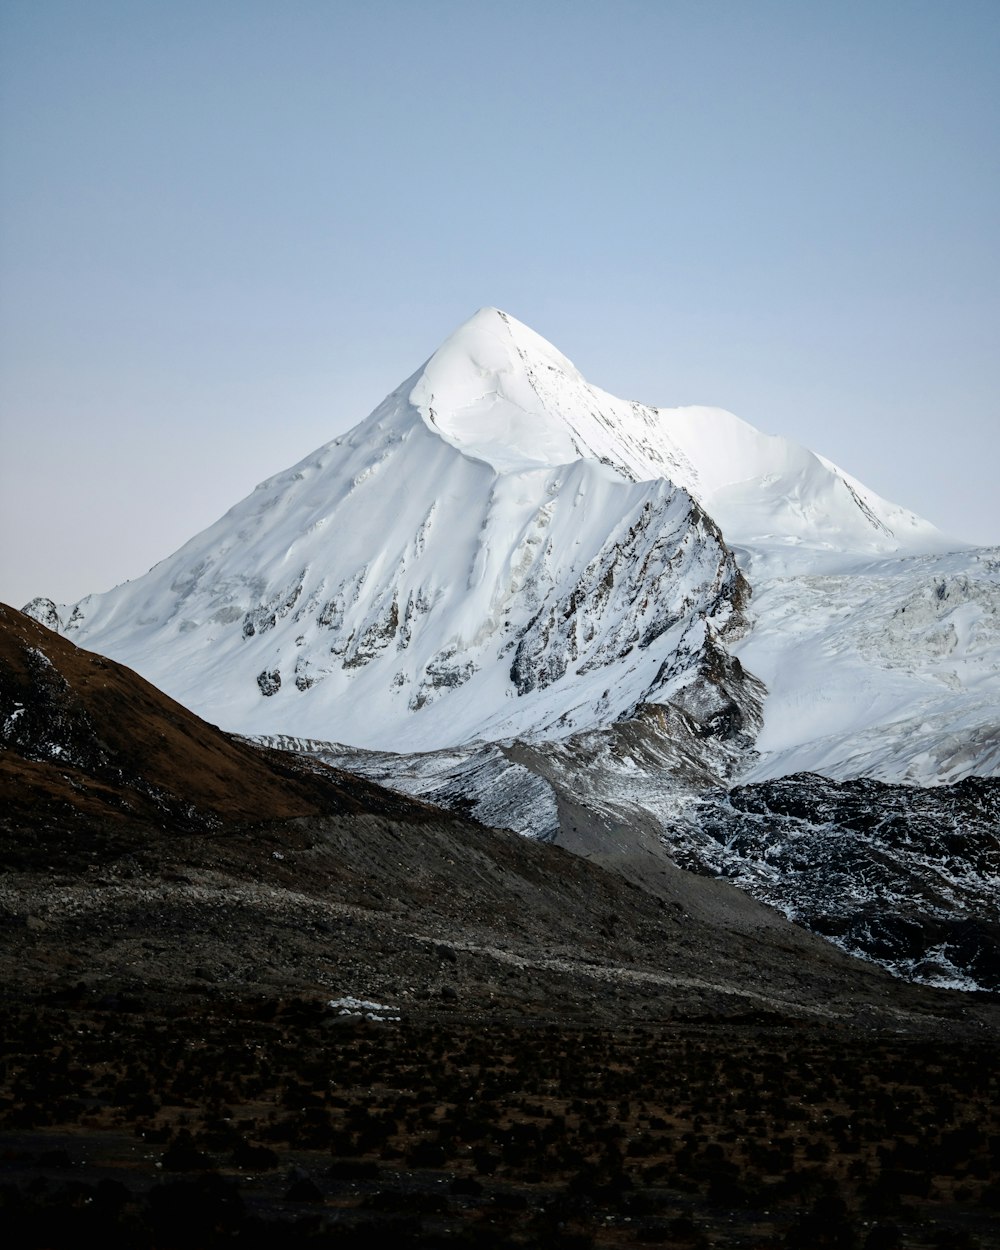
2 604 999 1246
2 991 998 1249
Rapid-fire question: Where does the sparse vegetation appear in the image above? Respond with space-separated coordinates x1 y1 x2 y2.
0 997 997 1247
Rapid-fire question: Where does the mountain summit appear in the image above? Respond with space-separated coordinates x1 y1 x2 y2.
412 309 945 554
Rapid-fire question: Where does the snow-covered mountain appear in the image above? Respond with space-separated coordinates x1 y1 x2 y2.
23 307 1000 991
27 307 990 774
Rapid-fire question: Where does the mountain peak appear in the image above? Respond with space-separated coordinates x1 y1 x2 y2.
408 308 588 472
401 309 949 563
428 307 582 379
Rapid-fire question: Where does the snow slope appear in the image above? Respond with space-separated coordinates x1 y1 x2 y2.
24 307 998 783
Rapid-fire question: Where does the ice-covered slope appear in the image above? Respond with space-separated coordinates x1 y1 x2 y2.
25 308 995 783
410 310 946 558
732 545 1000 785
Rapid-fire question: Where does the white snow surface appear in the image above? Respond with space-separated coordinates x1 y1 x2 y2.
732 544 1000 784
328 996 400 1021
28 308 999 782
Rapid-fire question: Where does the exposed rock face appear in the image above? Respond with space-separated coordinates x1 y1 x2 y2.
256 669 281 696
668 773 1000 992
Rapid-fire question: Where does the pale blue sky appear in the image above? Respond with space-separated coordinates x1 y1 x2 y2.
2 0 997 606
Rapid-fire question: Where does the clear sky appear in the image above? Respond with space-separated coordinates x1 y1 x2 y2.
2 0 998 608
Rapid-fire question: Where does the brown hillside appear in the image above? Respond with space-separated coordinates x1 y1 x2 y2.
0 602 443 863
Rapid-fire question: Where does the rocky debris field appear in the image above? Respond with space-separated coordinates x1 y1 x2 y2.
669 773 1000 993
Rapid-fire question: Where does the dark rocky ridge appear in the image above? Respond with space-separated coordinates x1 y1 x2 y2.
0 604 449 861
